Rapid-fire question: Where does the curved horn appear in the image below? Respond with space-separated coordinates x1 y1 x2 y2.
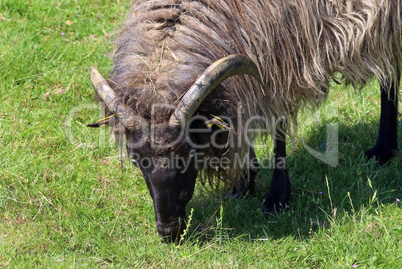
89 67 141 131
169 54 262 127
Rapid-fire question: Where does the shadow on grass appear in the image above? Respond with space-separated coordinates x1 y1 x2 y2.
185 118 401 243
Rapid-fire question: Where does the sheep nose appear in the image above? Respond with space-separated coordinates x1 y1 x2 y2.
156 221 182 243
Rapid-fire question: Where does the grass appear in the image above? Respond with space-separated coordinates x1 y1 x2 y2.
0 0 401 267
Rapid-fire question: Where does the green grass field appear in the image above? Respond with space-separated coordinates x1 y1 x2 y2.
1 0 401 267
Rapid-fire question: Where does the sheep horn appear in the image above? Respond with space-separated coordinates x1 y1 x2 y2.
169 54 262 127
89 67 142 131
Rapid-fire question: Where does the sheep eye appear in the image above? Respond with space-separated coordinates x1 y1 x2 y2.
131 158 139 167
189 149 196 158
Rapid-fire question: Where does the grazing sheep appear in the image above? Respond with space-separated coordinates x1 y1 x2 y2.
88 0 401 242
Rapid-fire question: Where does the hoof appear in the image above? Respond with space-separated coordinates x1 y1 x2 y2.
262 169 292 215
225 169 256 199
365 144 398 165
225 184 254 200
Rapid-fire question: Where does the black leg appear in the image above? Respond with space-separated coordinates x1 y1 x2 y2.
365 74 399 164
262 124 292 214
225 148 259 199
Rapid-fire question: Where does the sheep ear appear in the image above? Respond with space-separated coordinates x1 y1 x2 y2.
204 115 231 131
87 115 115 128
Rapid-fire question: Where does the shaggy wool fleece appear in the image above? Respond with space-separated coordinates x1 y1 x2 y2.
104 0 401 183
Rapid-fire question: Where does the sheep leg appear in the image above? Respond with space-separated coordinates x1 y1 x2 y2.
225 148 259 199
262 125 293 214
365 74 399 164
